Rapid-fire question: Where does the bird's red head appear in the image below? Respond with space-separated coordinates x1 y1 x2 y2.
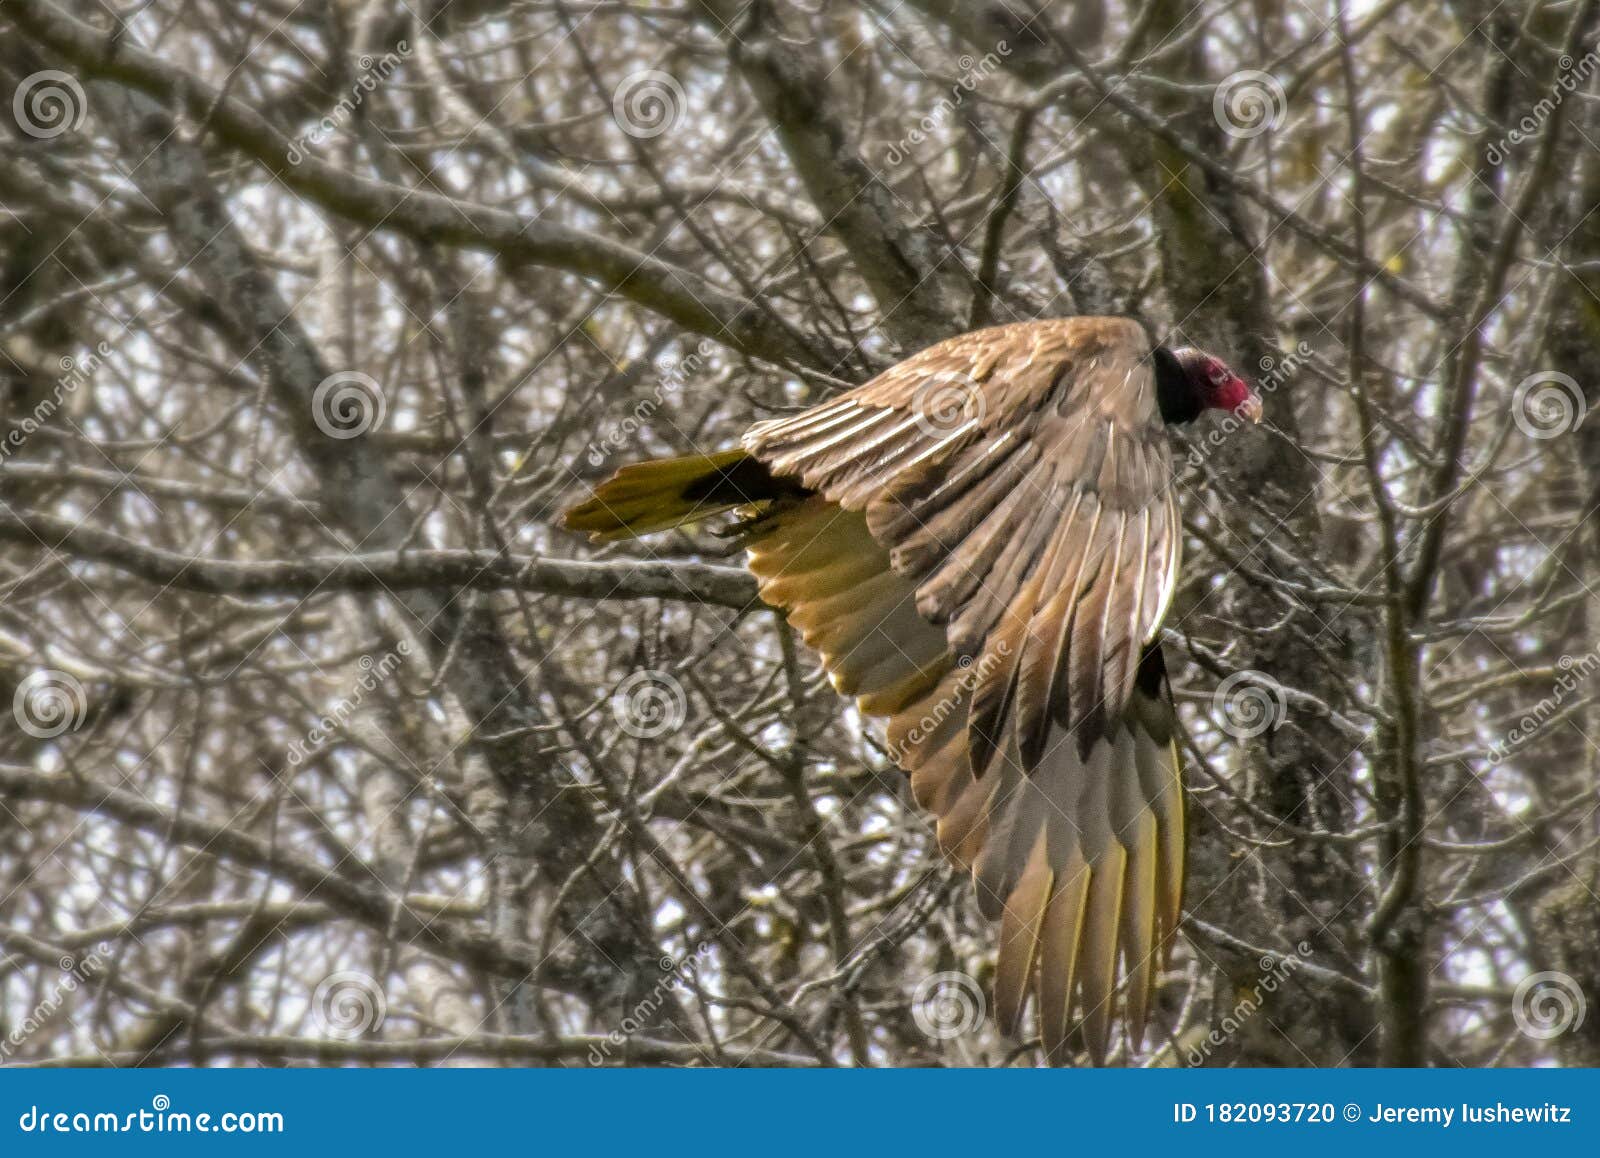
1163 346 1262 424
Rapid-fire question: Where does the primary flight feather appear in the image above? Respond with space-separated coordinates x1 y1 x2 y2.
563 316 1261 1063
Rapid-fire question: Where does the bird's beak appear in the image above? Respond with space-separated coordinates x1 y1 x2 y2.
1236 392 1263 424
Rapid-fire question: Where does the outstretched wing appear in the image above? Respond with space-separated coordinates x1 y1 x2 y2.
743 316 1184 1061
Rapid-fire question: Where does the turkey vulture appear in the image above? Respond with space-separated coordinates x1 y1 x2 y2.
564 316 1261 1063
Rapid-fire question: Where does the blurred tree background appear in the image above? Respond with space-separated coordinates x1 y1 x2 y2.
1 0 1599 1068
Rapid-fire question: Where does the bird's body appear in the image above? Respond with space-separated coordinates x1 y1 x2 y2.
564 317 1260 1062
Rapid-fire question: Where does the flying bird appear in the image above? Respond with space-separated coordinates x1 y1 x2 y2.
563 316 1261 1062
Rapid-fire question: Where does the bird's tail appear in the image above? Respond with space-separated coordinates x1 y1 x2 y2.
562 448 805 542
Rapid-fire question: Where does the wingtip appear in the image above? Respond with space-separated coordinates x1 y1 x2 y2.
558 500 609 541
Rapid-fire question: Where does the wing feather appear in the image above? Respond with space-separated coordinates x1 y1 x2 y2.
741 318 1186 1062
